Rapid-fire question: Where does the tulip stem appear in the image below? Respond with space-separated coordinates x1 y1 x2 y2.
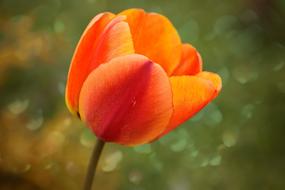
83 138 105 190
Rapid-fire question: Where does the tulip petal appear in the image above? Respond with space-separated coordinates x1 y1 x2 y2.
171 43 203 76
197 71 222 97
79 54 173 145
65 13 134 115
119 9 182 75
160 72 222 136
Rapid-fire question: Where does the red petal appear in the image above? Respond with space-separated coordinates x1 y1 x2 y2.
65 13 134 115
171 43 202 76
79 54 173 145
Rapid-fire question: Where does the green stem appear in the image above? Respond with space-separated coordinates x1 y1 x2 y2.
83 138 105 190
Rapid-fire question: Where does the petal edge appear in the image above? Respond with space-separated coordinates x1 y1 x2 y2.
79 54 173 145
160 73 221 136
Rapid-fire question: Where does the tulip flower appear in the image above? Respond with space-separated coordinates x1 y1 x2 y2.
65 8 221 190
66 8 221 146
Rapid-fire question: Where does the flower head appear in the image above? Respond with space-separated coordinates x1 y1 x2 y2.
65 9 222 146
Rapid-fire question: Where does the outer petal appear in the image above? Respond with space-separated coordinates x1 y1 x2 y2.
197 71 222 98
119 9 182 75
79 54 173 146
160 72 222 136
171 43 202 76
65 13 134 115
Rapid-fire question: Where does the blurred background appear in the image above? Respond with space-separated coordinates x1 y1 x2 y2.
0 0 285 189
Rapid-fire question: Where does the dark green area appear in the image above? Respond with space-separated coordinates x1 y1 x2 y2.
0 0 284 190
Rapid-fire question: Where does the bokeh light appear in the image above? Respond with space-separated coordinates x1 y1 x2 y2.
0 0 285 190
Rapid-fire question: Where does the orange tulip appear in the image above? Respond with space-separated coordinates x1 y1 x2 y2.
65 9 222 146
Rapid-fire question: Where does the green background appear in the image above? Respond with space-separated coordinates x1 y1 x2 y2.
0 0 285 189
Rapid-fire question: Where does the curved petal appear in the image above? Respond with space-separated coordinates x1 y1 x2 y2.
171 43 202 76
119 8 182 75
160 72 222 136
197 71 222 98
65 13 134 115
79 54 173 146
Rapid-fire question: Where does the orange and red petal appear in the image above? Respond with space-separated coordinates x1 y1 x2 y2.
171 43 202 76
79 54 173 146
119 8 182 75
160 72 222 136
197 71 222 98
65 13 134 115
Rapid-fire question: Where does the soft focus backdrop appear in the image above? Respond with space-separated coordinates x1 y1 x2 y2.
0 0 285 190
